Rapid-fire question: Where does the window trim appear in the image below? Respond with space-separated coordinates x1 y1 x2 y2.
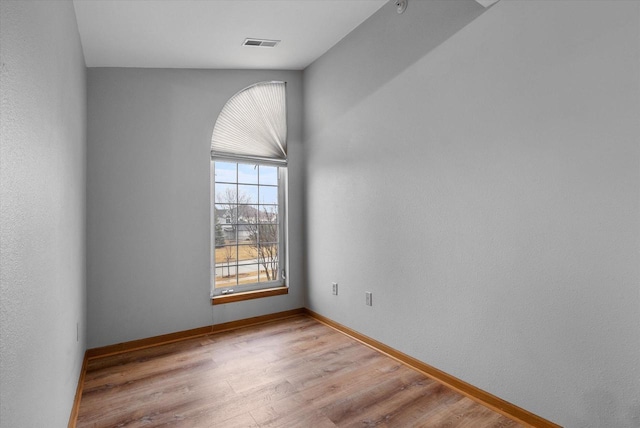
210 157 288 300
211 286 288 305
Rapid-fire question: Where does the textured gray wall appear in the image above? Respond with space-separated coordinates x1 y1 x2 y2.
0 1 87 426
303 1 640 426
86 68 305 348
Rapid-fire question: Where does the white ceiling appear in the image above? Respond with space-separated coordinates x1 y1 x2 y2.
73 0 387 70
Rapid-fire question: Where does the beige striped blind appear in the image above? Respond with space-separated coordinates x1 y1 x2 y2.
211 81 287 164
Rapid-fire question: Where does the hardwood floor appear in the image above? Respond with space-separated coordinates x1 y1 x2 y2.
76 316 523 427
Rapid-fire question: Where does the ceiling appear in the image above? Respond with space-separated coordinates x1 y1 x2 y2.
73 0 388 70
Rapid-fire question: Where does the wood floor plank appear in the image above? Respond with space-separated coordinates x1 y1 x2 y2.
182 411 260 428
321 369 429 425
76 315 523 428
368 382 466 427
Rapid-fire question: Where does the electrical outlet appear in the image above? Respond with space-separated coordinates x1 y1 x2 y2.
332 282 338 295
365 292 373 306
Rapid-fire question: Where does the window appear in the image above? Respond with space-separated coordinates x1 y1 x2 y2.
210 81 288 300
212 160 286 294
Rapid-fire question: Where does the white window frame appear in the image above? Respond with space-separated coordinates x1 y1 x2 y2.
210 156 287 297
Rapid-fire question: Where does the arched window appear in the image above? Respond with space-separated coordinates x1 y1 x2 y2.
210 82 288 300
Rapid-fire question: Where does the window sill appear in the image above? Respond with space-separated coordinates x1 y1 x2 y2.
211 286 288 305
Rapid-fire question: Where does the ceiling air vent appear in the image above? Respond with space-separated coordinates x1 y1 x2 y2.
243 38 280 48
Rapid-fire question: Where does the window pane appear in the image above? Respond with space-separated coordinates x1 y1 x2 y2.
238 184 258 204
215 183 237 205
215 244 238 288
258 260 279 283
238 264 260 285
238 163 258 184
259 165 278 185
237 244 256 264
258 205 277 223
237 204 258 224
215 162 236 183
258 224 278 244
257 245 278 272
259 185 278 204
215 204 230 223
214 271 237 288
215 245 237 264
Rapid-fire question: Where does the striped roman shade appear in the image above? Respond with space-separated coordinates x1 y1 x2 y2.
211 81 287 164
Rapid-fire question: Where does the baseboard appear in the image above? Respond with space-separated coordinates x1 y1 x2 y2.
85 308 306 360
67 350 88 428
303 308 561 428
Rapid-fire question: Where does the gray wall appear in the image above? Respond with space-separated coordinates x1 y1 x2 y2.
0 1 87 426
303 1 640 427
86 69 304 348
